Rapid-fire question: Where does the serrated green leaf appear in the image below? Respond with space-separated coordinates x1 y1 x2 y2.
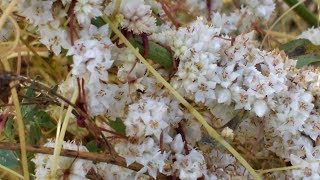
33 111 55 129
0 150 19 169
108 117 126 136
20 87 55 144
25 110 55 144
129 37 173 68
296 54 320 68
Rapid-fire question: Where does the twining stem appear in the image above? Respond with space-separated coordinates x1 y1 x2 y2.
0 0 18 30
105 17 262 180
0 2 30 179
1 59 29 180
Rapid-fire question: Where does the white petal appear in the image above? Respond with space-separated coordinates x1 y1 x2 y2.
171 134 184 154
253 99 268 117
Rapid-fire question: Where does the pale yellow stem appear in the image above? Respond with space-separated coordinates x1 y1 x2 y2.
264 30 296 40
0 0 18 30
1 58 30 180
50 88 78 179
257 165 300 174
0 163 23 179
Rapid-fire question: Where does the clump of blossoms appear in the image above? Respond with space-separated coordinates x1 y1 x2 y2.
32 140 95 179
5 0 320 179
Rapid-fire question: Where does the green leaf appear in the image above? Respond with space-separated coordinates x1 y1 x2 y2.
91 17 106 27
108 117 126 136
21 87 55 144
296 54 320 68
280 38 320 68
26 110 55 144
33 111 55 129
129 37 173 68
279 38 312 58
27 155 36 178
0 150 19 169
24 86 36 98
86 140 102 152
4 116 15 142
28 124 41 145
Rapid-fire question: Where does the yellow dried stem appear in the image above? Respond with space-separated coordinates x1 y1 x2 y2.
1 58 30 180
0 2 30 179
257 165 300 174
50 88 78 178
0 163 23 179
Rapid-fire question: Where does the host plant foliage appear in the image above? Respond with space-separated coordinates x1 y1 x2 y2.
1 0 320 179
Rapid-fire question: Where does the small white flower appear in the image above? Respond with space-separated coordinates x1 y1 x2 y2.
211 12 240 34
221 127 234 140
174 149 207 180
118 0 157 34
74 0 103 25
245 0 275 20
171 134 184 154
290 154 320 179
253 99 268 117
124 95 170 140
216 87 232 105
20 0 53 26
39 21 71 55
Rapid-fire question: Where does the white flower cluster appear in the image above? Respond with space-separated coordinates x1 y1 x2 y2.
153 17 320 178
66 24 117 115
32 140 95 179
162 19 288 119
244 0 275 20
209 0 275 34
18 0 71 55
32 140 150 179
13 0 320 179
105 0 157 34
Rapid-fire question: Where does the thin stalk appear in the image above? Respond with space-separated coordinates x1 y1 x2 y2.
260 0 305 48
283 0 319 27
1 58 29 180
0 163 23 179
50 88 78 178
